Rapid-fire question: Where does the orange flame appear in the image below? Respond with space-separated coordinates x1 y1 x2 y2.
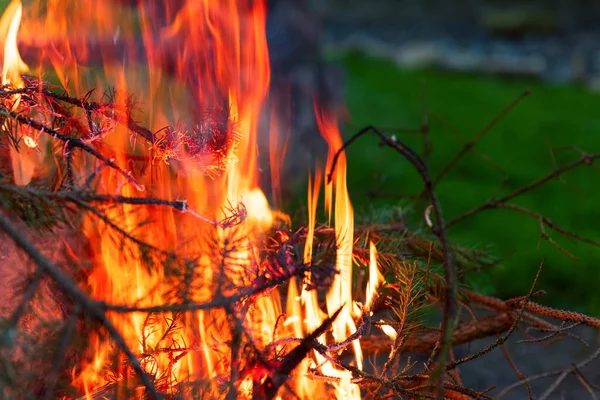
303 168 322 265
314 105 361 398
0 0 27 87
0 0 390 397
60 0 277 394
0 0 43 186
365 240 384 310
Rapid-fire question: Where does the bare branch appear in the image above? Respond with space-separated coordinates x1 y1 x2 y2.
538 346 600 400
433 88 531 186
448 152 600 228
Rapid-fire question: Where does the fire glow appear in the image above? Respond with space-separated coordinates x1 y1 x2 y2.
0 0 388 398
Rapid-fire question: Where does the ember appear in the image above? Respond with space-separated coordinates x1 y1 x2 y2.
1 1 600 400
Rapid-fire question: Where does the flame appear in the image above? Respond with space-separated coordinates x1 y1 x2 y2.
316 105 359 351
281 168 323 397
303 168 322 265
314 105 362 398
365 240 384 310
0 0 27 87
22 134 36 148
380 324 397 341
285 121 371 399
0 0 390 397
285 279 316 397
54 0 277 394
0 0 43 186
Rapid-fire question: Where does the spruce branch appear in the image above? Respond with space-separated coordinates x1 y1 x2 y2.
0 213 162 400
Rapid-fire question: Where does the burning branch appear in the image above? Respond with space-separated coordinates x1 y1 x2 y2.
1 2 600 399
3 184 600 398
259 306 343 400
0 212 161 399
327 125 458 398
0 102 143 189
0 76 242 186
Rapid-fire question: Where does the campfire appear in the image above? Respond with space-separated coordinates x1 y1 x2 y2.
1 1 600 399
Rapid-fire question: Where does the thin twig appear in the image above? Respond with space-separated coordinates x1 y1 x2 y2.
497 369 560 398
433 88 531 186
0 104 143 189
538 346 600 400
573 364 598 400
518 322 582 345
446 259 544 372
103 264 309 314
448 152 600 228
500 341 533 399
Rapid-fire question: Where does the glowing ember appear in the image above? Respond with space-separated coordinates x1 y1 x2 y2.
22 134 36 148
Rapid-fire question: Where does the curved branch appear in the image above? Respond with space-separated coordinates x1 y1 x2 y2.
327 125 457 398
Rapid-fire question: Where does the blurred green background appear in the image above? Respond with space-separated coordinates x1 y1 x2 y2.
328 51 600 315
301 0 600 315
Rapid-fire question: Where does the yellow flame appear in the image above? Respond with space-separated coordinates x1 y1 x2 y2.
0 0 384 397
243 187 274 230
315 105 362 398
0 0 47 186
0 0 28 88
22 135 36 148
380 324 397 341
303 168 322 265
365 241 384 310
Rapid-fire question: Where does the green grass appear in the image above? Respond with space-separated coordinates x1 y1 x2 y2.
333 52 600 315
